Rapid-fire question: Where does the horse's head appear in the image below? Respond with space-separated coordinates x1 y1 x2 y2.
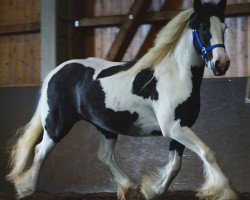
189 0 229 76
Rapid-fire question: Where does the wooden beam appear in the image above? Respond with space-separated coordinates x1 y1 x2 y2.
0 22 40 35
106 0 153 61
76 3 250 28
225 3 250 17
77 15 124 28
76 11 177 28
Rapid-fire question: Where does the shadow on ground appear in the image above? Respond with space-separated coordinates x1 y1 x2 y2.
1 191 250 200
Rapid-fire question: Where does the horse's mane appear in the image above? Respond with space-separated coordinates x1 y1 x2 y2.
130 8 194 72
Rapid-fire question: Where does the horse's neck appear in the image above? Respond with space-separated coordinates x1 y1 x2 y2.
176 28 205 89
158 28 204 82
152 27 205 98
177 28 203 71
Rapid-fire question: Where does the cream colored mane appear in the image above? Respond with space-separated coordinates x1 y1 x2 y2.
130 8 194 72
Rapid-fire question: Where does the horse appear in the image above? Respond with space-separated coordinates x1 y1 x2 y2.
7 0 237 199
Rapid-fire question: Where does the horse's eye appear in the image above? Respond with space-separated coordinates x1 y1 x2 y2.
200 24 206 31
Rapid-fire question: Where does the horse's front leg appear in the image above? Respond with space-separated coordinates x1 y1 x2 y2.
157 119 237 200
172 123 237 200
97 132 139 200
141 140 185 200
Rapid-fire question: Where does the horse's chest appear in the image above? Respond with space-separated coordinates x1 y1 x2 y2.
174 88 201 127
173 67 204 127
155 67 204 128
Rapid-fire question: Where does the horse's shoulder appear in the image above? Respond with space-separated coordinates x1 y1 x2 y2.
132 68 159 101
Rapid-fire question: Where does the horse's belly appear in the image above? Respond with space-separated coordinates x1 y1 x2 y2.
130 111 161 136
90 106 161 137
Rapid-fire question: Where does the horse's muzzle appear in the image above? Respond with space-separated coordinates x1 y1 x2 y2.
212 59 230 76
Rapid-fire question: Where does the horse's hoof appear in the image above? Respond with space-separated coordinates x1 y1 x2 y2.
117 185 140 200
196 186 238 200
13 171 37 199
138 191 147 200
140 170 162 200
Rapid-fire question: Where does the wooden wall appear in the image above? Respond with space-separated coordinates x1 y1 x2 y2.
0 0 40 86
0 0 249 86
90 0 250 78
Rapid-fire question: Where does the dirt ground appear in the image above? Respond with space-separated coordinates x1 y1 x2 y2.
1 191 250 200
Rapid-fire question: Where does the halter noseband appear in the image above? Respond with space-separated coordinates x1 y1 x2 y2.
192 29 225 63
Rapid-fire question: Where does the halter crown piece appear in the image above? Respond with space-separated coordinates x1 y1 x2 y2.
192 29 225 63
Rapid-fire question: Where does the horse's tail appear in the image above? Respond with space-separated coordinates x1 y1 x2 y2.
6 98 43 183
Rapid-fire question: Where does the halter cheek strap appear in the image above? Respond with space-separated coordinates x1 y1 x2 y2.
192 29 225 62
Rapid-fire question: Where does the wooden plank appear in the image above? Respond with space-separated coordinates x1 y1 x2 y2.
76 3 250 28
0 0 41 86
0 0 40 26
106 0 153 61
0 22 40 35
78 15 124 27
0 34 40 86
225 3 250 17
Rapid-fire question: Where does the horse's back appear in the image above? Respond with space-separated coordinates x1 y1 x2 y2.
42 57 125 108
43 57 123 85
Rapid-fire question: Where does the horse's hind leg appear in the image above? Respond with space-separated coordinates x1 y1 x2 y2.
141 140 185 200
14 130 54 198
97 132 139 200
15 110 77 199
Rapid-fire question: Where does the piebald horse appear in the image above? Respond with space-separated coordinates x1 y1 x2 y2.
7 0 237 200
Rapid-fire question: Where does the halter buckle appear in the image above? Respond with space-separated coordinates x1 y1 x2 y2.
202 47 207 55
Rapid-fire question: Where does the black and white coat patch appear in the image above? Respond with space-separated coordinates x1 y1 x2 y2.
42 56 203 142
43 58 162 141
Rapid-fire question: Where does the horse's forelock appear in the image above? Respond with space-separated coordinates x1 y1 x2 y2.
190 2 225 27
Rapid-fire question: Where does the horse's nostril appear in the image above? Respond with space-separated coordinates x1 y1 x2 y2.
215 60 221 71
215 59 230 71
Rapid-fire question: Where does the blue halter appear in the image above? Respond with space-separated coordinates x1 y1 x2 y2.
192 29 225 63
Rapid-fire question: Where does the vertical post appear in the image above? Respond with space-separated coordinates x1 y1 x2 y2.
40 0 69 81
41 0 57 80
56 0 69 65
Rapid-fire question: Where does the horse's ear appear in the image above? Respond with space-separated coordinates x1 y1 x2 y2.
217 0 227 12
193 0 203 12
